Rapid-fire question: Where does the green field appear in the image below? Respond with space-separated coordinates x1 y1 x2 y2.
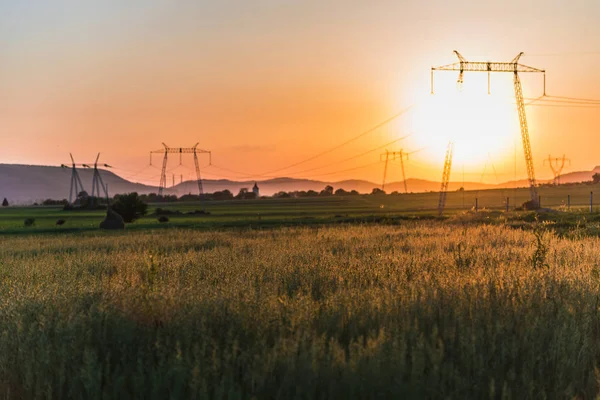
2 183 600 234
2 188 600 398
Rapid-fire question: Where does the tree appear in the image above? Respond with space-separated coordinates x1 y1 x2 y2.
273 191 291 198
593 173 600 184
371 188 386 195
1 198 8 207
334 189 348 196
236 188 248 199
320 185 334 196
112 193 148 223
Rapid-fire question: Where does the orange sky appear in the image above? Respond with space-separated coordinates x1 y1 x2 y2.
1 1 599 186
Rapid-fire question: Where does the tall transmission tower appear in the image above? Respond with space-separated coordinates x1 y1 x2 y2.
438 142 454 216
83 153 111 206
380 150 410 193
543 154 570 185
431 51 546 208
150 143 211 197
61 154 86 205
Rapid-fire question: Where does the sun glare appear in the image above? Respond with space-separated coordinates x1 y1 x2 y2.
408 74 519 173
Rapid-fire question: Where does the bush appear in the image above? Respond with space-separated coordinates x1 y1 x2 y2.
158 216 169 223
23 218 35 227
112 193 148 223
521 200 540 211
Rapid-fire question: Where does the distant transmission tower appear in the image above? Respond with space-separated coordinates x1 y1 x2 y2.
61 154 86 205
431 51 546 208
380 150 410 193
83 153 111 206
543 154 570 185
438 142 454 216
150 142 211 198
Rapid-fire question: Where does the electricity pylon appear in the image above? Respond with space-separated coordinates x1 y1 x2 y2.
543 154 570 185
61 154 86 205
150 143 211 198
438 142 454 216
380 150 410 193
83 153 111 205
431 51 546 208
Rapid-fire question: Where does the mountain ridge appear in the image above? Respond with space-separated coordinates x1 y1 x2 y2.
0 163 598 204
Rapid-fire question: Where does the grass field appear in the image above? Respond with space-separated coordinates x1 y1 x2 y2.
2 183 600 234
2 220 600 398
2 188 600 398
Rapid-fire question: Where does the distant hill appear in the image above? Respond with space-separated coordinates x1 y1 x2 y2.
0 164 158 204
171 176 501 196
555 166 600 184
1 163 598 204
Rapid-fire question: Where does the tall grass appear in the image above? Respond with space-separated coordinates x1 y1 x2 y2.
1 223 600 398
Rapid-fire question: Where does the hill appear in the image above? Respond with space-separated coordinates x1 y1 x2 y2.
0 164 157 204
1 163 598 204
556 166 600 184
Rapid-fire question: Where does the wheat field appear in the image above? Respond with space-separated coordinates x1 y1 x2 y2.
1 221 599 398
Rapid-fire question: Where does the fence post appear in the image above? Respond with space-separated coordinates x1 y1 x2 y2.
567 194 570 210
506 197 509 212
591 191 594 213
538 195 541 209
475 198 478 212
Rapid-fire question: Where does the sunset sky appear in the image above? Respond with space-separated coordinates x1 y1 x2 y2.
1 1 599 186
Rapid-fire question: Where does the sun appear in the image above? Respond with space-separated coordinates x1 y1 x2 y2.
407 74 519 173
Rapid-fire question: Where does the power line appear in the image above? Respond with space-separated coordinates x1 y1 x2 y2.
527 51 600 57
206 132 413 180
527 103 600 108
532 99 600 105
277 134 412 177
307 160 385 178
542 95 600 103
257 105 414 176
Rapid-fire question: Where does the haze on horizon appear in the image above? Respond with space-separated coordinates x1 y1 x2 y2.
1 1 599 187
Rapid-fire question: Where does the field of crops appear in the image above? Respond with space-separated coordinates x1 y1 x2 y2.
1 183 600 235
2 216 600 398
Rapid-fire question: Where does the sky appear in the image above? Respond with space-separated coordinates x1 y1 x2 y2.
1 0 599 186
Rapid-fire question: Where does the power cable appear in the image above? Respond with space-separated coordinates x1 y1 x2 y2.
256 105 414 176
306 160 385 178
275 134 412 177
548 95 600 102
207 132 413 180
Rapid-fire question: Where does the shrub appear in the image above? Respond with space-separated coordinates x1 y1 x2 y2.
158 216 169 223
23 218 35 227
112 193 148 223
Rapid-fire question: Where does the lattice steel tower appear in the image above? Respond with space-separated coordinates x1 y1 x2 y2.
61 154 86 205
431 51 546 208
380 150 410 193
150 143 211 198
438 142 454 216
543 154 570 185
83 153 111 205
